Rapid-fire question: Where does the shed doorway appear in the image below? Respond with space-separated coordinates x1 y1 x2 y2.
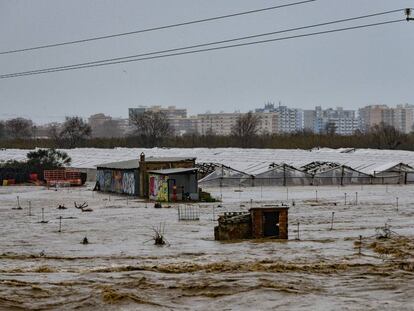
263 211 279 237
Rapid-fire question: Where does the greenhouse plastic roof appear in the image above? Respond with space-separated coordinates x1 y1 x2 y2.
1 147 414 176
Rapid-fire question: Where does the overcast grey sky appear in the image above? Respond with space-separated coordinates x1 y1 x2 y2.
0 0 413 123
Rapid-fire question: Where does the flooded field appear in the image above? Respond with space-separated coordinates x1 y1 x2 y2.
0 184 413 310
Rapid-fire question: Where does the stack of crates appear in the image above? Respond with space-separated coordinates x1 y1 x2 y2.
44 169 82 186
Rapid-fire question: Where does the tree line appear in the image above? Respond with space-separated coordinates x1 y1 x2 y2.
0 111 411 150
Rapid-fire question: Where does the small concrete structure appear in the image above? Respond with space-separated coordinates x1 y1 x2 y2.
215 206 289 241
214 212 251 241
250 206 288 239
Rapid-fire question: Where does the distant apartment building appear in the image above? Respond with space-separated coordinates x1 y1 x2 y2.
358 105 388 133
256 112 279 134
358 104 414 133
171 116 199 135
129 105 187 120
88 113 126 137
255 103 303 133
128 105 189 135
88 113 112 128
304 106 358 135
393 104 414 133
197 112 241 135
197 111 280 136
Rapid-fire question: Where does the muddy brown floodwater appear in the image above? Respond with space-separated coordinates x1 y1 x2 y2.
0 184 413 310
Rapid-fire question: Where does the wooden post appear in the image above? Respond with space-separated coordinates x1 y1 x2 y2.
358 235 362 255
296 222 300 240
330 212 335 230
344 193 347 205
28 201 32 216
396 197 399 211
315 190 318 202
355 192 358 205
59 216 62 232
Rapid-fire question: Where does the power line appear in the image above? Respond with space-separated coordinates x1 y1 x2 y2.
0 0 316 55
3 9 403 76
0 19 404 79
0 11 405 79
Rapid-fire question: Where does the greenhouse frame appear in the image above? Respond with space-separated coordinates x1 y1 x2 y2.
198 161 414 187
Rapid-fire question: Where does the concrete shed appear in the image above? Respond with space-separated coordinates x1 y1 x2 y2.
96 159 140 196
95 153 196 197
250 206 288 239
148 168 198 202
215 206 289 241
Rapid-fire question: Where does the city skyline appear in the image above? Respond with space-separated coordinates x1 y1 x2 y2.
1 100 412 125
8 103 413 138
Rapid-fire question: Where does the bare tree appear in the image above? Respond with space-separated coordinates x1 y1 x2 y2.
130 111 173 147
5 118 34 139
59 117 92 148
369 122 406 149
231 112 261 147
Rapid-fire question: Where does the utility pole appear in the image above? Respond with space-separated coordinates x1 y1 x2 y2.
406 8 414 21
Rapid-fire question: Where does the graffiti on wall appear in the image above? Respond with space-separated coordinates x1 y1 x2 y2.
97 170 105 189
96 169 137 195
112 170 123 193
149 174 169 202
122 172 136 195
149 176 156 198
104 171 112 192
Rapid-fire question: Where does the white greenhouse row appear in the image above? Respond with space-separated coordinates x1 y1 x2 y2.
1 147 414 186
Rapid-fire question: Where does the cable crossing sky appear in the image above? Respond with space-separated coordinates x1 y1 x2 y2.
0 8 411 79
0 0 317 55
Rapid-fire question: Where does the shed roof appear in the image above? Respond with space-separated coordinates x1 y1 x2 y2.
148 168 198 175
250 205 289 211
97 159 139 170
96 156 196 170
